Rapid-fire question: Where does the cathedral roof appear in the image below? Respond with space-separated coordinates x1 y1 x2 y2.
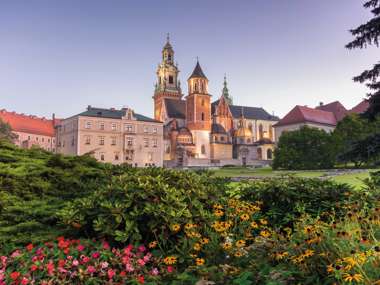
274 105 337 127
77 107 160 123
164 99 186 119
211 123 227 134
0 109 57 137
211 101 279 121
188 61 207 80
316 101 348 122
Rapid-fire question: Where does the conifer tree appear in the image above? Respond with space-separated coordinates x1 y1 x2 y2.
346 0 380 119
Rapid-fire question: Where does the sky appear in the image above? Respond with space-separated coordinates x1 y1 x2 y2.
0 0 378 119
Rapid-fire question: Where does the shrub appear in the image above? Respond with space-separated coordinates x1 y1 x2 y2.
273 126 337 170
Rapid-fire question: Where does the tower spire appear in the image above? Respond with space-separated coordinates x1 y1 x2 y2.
166 33 170 44
221 74 233 105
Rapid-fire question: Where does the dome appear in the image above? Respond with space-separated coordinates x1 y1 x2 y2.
235 127 253 138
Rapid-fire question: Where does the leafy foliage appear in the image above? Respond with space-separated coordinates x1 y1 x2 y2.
0 119 17 142
273 126 337 170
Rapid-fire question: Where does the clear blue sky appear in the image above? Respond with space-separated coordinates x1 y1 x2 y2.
0 0 378 119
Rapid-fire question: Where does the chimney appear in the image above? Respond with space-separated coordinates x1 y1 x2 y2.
87 105 92 111
319 102 324 106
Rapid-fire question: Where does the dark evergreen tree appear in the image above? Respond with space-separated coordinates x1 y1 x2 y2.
0 119 17 142
346 0 380 119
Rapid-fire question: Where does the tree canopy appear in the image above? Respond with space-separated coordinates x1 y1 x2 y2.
0 119 17 142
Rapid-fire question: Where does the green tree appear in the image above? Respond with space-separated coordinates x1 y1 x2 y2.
346 0 380 119
0 119 17 142
273 126 336 170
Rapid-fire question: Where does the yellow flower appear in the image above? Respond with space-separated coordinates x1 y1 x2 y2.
274 251 289 260
250 221 259 229
326 264 334 274
234 251 243 257
260 230 270 238
303 226 314 235
163 256 177 265
193 243 201 251
184 223 195 230
214 209 224 217
148 241 157 248
303 249 314 258
235 240 246 248
189 253 197 258
195 258 205 266
200 237 209 245
171 224 181 232
240 213 250 221
259 219 268 225
343 273 363 283
213 204 223 210
222 242 232 250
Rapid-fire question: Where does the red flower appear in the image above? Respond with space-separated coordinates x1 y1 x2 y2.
102 241 110 250
77 244 85 252
137 275 145 284
92 252 100 259
25 244 34 252
10 272 20 280
58 259 66 268
30 264 38 272
167 266 173 273
46 262 55 275
21 277 29 285
107 269 116 280
120 271 127 277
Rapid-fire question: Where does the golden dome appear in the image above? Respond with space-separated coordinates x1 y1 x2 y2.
235 127 253 138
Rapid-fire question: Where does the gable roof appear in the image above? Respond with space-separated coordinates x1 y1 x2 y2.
349 99 370 114
188 61 207 80
211 100 279 121
78 107 160 123
0 109 56 137
274 105 337 127
316 101 348 122
164 99 186 119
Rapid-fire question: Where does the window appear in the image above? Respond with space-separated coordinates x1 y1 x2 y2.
165 145 170 154
169 75 174 84
85 135 91 145
152 138 158 148
201 99 205 106
269 125 273 140
99 136 105 146
36 137 39 141
257 148 262 160
127 137 133 146
100 153 105 161
201 145 206 154
259 124 264 140
53 139 55 143
144 126 149 133
267 149 273 160
85 121 92 129
28 136 31 140
99 122 105 130
111 136 117 146
168 54 172 61
153 127 157 134
125 150 134 160
48 139 50 143
111 123 117 131
221 136 225 142
201 112 205 121
114 152 119 161
148 152 153 161
42 138 44 142
125 124 133 133
144 138 149 147
194 82 198 92
71 137 75 146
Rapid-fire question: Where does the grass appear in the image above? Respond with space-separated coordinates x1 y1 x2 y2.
213 166 374 188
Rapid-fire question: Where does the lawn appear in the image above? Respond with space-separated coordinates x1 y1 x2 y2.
213 166 373 188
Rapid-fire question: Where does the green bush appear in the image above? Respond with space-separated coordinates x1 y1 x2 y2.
273 126 337 170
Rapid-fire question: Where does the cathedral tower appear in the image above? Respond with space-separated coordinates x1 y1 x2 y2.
153 35 182 121
186 60 211 158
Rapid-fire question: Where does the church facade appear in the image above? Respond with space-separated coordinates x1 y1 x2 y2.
153 37 279 167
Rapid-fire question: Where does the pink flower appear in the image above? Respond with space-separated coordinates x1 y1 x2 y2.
102 241 110 250
72 259 79 266
11 250 21 258
138 245 146 252
77 244 85 252
101 261 109 269
125 263 134 272
124 244 133 255
46 262 55 275
107 269 116 279
87 266 96 274
21 277 29 285
122 255 130 264
137 259 146 266
0 256 7 266
81 255 90 263
0 273 4 281
167 266 173 273
92 252 100 259
143 253 152 262
151 268 159 276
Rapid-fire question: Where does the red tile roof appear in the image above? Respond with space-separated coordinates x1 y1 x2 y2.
274 105 337 127
0 109 56 137
349 99 369 114
316 101 348 122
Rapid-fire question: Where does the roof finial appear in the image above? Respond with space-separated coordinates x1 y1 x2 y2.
196 56 199 63
241 106 245 118
166 33 170 43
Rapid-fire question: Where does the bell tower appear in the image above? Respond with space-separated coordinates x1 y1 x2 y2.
186 60 211 158
153 34 182 122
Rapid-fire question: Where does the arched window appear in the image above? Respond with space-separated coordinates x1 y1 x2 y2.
267 149 273 160
201 145 206 154
168 54 172 61
201 99 205 106
269 125 273 140
201 112 205 121
259 124 264 140
169 75 174 84
194 82 198 92
257 148 262 160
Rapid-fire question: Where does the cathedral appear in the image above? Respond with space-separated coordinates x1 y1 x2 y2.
153 37 279 167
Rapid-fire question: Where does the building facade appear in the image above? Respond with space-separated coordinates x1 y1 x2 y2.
0 109 58 151
56 106 163 166
153 37 279 167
